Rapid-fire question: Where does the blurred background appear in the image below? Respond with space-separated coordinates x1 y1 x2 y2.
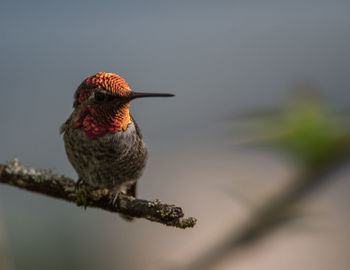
0 1 349 269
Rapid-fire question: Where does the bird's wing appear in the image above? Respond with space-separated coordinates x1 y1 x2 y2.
131 115 143 139
59 121 69 134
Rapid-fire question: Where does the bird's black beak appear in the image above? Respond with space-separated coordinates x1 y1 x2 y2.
129 92 175 100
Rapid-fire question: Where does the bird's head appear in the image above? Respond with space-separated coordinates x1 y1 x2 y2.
72 72 173 138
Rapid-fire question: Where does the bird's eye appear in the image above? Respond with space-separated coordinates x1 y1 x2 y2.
95 92 106 102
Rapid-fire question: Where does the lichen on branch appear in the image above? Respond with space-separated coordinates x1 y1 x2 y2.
0 158 196 229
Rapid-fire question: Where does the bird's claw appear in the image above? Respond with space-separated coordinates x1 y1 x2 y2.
109 192 120 207
75 179 84 191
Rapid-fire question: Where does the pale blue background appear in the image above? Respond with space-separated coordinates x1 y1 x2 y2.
0 1 349 269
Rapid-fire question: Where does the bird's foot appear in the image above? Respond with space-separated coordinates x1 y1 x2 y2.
109 192 135 221
109 192 120 207
75 178 85 191
75 179 95 191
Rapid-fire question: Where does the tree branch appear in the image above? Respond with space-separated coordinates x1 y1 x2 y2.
0 159 196 229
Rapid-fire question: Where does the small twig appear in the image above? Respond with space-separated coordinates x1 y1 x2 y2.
0 159 196 229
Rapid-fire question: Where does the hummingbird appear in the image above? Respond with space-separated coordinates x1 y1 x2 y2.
60 72 174 218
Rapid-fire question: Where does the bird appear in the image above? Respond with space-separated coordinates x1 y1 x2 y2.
60 72 174 219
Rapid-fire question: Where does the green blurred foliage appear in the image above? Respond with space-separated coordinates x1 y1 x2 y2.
271 98 344 166
242 93 350 167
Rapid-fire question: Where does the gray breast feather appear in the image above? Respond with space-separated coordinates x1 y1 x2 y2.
63 121 148 191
